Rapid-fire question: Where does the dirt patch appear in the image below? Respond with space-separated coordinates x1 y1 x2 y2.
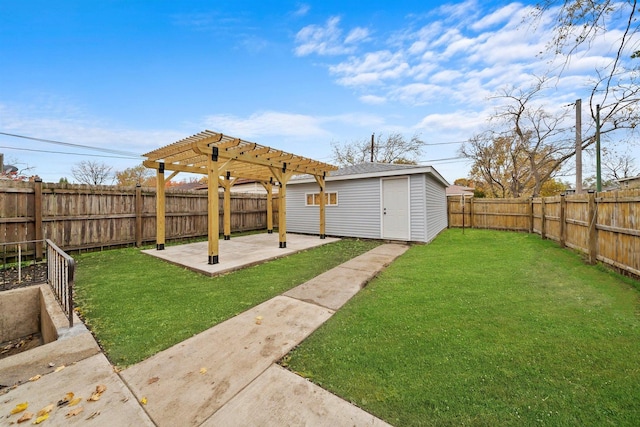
0 263 47 291
0 332 43 360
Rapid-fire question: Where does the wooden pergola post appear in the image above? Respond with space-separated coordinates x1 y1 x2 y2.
260 181 274 234
207 150 220 264
220 173 236 240
314 175 326 239
271 167 294 248
156 163 166 250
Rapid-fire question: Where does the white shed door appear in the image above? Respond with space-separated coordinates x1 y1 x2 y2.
382 178 409 240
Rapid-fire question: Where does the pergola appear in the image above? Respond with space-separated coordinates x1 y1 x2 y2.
143 130 337 264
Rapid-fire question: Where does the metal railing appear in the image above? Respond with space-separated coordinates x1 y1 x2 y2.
46 239 75 327
1 239 75 327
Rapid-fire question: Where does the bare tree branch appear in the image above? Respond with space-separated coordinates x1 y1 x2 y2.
72 160 113 185
331 133 425 166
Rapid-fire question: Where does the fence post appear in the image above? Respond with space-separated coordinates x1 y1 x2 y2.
34 178 44 260
560 194 567 247
540 197 546 239
588 191 597 264
528 198 534 233
135 184 143 247
469 197 474 228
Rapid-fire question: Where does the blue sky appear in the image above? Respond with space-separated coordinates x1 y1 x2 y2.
0 0 635 184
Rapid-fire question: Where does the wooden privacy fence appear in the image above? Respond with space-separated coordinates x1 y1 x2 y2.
0 180 279 252
448 189 640 278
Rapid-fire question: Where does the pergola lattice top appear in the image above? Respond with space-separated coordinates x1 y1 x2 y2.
143 130 337 181
143 129 336 265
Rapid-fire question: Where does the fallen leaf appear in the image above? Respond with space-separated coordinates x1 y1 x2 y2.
37 404 54 417
33 413 49 424
255 315 263 325
147 377 159 385
48 362 55 368
28 374 41 382
66 407 84 418
86 411 100 420
88 384 107 401
10 402 28 414
54 365 65 373
57 392 74 407
199 368 207 374
68 397 82 407
140 397 147 405
16 411 33 423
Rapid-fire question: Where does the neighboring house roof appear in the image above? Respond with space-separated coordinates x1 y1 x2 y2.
171 182 207 191
617 175 640 188
446 185 474 197
617 174 640 182
290 162 450 187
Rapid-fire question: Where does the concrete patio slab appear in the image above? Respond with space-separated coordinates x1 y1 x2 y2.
205 364 392 427
142 233 340 276
0 353 153 427
120 295 334 426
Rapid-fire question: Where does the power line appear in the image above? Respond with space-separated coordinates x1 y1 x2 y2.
0 131 142 157
423 140 467 146
0 145 140 160
421 156 468 163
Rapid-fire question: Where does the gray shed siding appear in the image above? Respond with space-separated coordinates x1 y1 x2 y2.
287 170 447 242
425 175 448 242
409 174 426 242
287 178 382 239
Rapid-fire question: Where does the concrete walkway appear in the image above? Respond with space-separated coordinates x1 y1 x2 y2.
1 240 408 426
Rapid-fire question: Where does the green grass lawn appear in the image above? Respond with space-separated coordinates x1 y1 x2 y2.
74 236 379 368
284 229 640 426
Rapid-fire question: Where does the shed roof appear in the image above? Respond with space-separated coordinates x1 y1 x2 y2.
143 130 337 181
290 162 450 187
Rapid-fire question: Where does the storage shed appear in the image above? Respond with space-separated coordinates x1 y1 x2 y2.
287 162 449 243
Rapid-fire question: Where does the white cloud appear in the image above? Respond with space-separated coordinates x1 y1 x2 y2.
292 3 310 18
359 94 387 105
471 3 523 31
430 70 464 84
304 0 621 116
415 109 491 132
391 83 451 105
330 50 409 86
0 101 180 153
204 111 330 139
294 16 369 56
0 100 188 182
345 27 370 44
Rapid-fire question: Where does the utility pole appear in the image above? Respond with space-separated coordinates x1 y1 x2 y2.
596 104 602 192
370 133 375 162
575 99 583 193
